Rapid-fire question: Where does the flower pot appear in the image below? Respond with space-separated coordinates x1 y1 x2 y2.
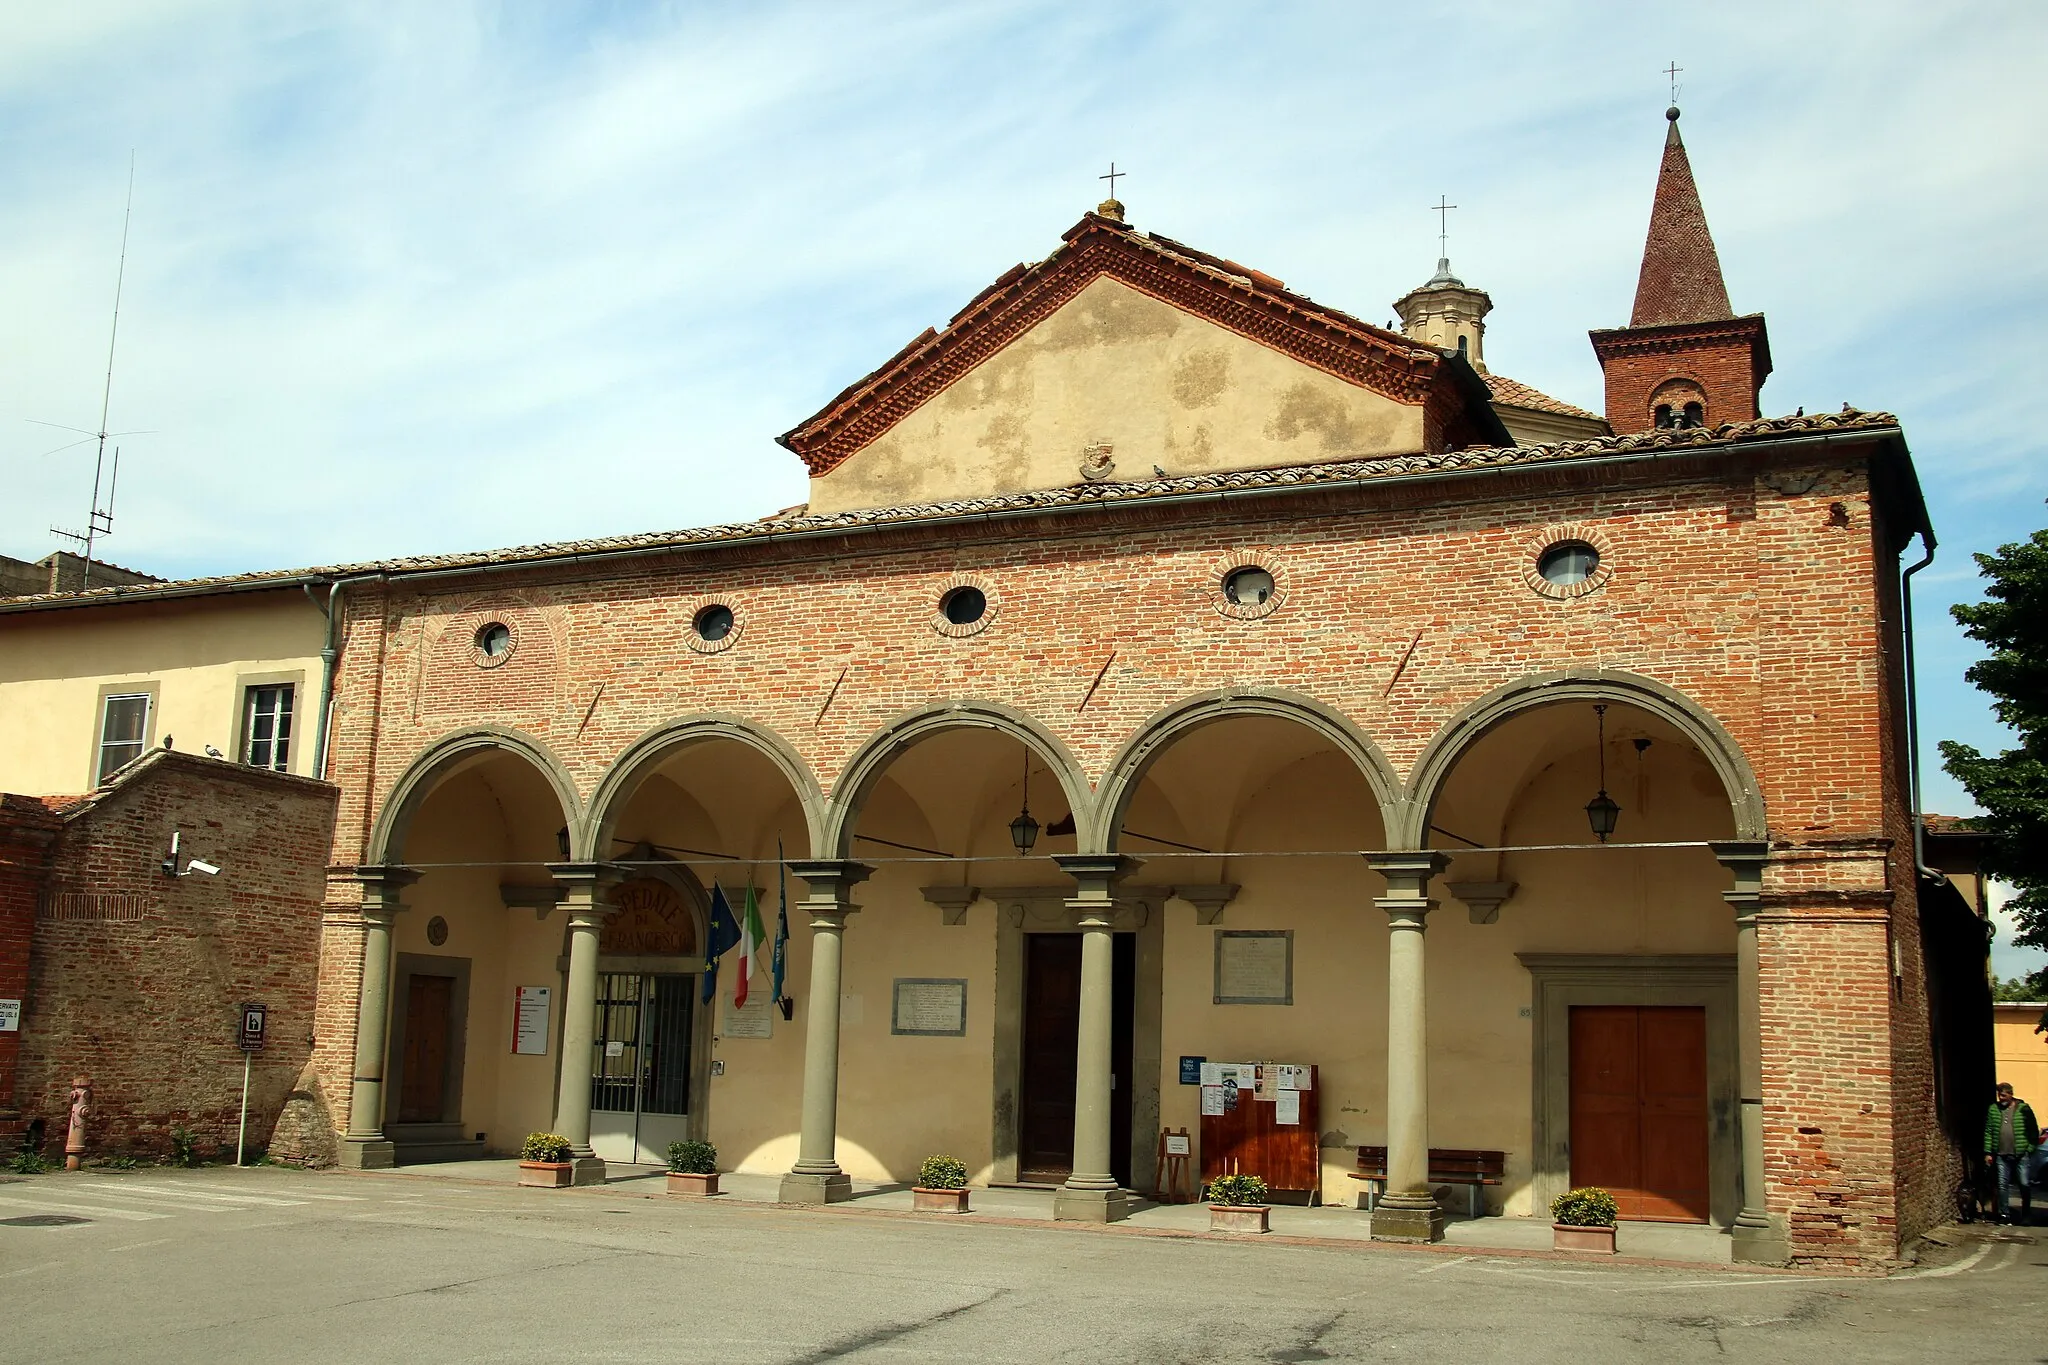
1209 1203 1270 1234
1552 1222 1616 1254
519 1161 573 1188
667 1171 720 1197
913 1185 971 1214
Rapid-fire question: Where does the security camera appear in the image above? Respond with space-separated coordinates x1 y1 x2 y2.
185 859 220 877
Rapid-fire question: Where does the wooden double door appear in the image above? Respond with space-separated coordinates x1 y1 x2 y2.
1568 1005 1711 1223
398 973 457 1123
1017 932 1135 1186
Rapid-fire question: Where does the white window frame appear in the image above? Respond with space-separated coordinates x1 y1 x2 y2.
95 689 154 784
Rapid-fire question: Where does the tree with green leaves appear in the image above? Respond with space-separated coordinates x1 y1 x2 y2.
1941 509 2048 998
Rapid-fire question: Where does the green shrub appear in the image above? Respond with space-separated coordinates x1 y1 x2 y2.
1550 1186 1618 1227
522 1132 573 1163
917 1154 968 1190
1206 1172 1269 1206
8 1147 50 1175
666 1140 717 1175
103 1154 140 1172
169 1127 204 1169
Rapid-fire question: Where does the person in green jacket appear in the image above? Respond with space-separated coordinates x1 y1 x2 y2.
1985 1082 2040 1225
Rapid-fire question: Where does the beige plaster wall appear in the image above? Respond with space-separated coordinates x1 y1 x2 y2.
808 276 1426 514
0 591 325 794
1993 1004 2048 1110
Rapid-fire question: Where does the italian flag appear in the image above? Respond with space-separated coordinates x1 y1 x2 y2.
735 883 768 1009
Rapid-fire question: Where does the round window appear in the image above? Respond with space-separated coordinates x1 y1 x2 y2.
1537 542 1600 587
941 586 987 626
1224 566 1275 606
475 622 512 658
693 604 734 643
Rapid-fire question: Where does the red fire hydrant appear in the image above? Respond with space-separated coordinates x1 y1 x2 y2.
64 1076 90 1171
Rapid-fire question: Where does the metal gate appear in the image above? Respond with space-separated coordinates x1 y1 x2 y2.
589 972 695 1165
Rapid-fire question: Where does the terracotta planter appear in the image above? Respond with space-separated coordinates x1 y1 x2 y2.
667 1171 720 1197
519 1161 573 1188
1552 1222 1616 1254
1209 1203 1270 1234
912 1185 971 1214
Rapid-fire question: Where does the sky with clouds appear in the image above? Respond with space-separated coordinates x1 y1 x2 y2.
4 3 2044 921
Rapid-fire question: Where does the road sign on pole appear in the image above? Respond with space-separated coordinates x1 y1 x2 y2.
236 1003 265 1166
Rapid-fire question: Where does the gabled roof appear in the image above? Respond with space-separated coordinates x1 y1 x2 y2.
778 213 1508 474
1631 109 1735 328
1483 373 1601 421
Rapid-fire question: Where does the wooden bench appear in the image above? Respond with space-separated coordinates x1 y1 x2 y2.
1347 1146 1507 1218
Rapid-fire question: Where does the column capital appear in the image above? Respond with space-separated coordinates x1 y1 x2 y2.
1710 840 1769 918
340 864 421 920
1052 853 1141 897
1364 850 1453 887
789 860 873 916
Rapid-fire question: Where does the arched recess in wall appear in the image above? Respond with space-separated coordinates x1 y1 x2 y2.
368 724 583 866
1088 688 1400 855
821 701 1092 862
585 715 828 865
1397 669 1766 850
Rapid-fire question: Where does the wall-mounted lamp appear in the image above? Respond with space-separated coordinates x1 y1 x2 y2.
556 826 572 860
1584 704 1620 843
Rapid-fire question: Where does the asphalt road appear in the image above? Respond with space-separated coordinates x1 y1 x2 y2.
0 1167 2041 1364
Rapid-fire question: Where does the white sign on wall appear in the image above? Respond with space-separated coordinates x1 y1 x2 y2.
0 999 19 1032
723 995 775 1039
512 986 551 1055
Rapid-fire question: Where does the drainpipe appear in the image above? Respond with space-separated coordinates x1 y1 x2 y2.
1899 528 1938 882
304 579 345 782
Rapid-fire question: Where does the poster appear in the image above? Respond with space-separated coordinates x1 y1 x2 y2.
1199 1062 1223 1086
1200 1085 1226 1116
1276 1090 1301 1126
512 986 550 1055
1179 1056 1206 1085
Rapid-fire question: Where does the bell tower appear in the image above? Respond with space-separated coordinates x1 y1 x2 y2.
1589 107 1771 434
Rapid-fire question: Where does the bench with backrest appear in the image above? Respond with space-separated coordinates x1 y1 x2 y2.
1347 1146 1507 1218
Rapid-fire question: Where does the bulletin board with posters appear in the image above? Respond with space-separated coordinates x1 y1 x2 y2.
1197 1062 1320 1203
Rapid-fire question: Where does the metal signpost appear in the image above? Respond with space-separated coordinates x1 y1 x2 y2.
235 1003 266 1166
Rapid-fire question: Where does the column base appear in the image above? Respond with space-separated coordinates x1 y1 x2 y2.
1731 1215 1790 1265
780 1171 853 1204
1053 1184 1129 1223
569 1155 607 1187
1369 1193 1444 1242
338 1137 395 1170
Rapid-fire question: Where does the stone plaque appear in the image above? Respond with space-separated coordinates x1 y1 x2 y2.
1214 930 1292 1005
723 995 774 1039
602 877 697 956
890 978 968 1036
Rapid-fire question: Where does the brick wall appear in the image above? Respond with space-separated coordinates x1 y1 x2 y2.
10 751 338 1163
0 796 61 1137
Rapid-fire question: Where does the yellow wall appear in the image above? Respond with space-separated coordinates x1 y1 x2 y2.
1994 1004 2048 1111
808 276 1427 514
0 590 325 794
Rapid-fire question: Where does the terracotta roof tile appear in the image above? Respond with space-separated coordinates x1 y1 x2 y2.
1483 373 1601 421
1632 113 1734 328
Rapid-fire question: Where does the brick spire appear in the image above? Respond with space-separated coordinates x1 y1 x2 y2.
1629 108 1734 327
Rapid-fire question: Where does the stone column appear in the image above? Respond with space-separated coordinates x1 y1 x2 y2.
1365 851 1451 1241
1712 840 1789 1264
549 862 620 1186
338 865 419 1170
780 860 872 1204
1052 853 1139 1223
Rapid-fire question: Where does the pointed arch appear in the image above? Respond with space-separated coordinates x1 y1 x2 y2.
1089 688 1400 854
1397 669 1766 848
821 701 1091 860
585 714 827 860
367 724 582 865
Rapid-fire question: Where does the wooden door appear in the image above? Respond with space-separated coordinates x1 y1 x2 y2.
1569 1005 1710 1222
398 974 455 1123
1018 934 1081 1182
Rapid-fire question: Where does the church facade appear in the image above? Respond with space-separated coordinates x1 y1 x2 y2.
7 111 1963 1268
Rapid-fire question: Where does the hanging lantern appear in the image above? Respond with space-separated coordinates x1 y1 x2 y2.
1585 703 1620 842
1010 750 1040 853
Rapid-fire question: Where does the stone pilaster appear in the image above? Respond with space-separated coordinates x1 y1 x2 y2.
1365 850 1451 1242
1712 840 1789 1265
337 865 419 1171
780 860 872 1205
1052 853 1140 1223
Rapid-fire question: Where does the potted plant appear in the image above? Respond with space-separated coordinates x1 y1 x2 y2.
519 1132 574 1187
666 1140 720 1196
1207 1172 1270 1233
1550 1186 1619 1253
913 1155 971 1213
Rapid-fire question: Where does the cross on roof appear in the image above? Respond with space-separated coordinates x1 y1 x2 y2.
1100 162 1125 199
1432 195 1457 256
1665 61 1683 103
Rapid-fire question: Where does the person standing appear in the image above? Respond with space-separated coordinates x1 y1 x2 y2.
1984 1082 2040 1225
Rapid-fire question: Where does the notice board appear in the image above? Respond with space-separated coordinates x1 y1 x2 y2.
1197 1062 1320 1203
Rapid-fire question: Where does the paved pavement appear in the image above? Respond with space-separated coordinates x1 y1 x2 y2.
1 1165 2041 1364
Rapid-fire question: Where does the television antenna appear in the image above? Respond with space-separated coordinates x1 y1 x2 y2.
44 155 149 592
